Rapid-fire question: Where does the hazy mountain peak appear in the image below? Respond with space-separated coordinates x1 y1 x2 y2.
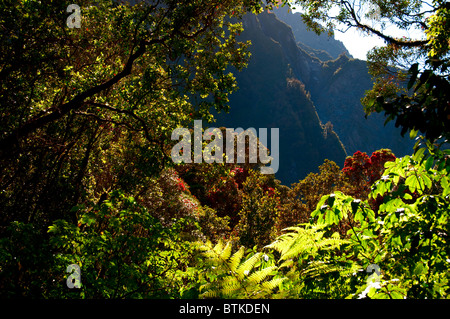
272 6 351 61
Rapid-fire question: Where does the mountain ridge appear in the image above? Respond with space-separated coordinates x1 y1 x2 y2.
273 6 351 60
272 7 414 157
215 12 347 185
215 10 414 185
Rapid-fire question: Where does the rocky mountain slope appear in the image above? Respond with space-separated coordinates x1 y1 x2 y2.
272 7 415 157
273 6 350 60
214 13 347 185
215 9 414 185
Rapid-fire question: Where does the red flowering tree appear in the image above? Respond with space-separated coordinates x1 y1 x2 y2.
368 149 397 183
204 166 247 227
342 149 396 200
175 162 250 231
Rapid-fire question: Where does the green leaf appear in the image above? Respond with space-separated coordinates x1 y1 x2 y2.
403 193 413 200
405 174 425 193
384 161 396 169
409 128 419 140
47 225 59 234
441 176 450 196
422 174 432 190
412 147 426 162
413 261 426 276
424 156 434 171
389 289 404 299
325 211 334 225
354 209 363 223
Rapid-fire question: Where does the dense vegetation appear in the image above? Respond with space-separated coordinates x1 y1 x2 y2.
0 0 449 299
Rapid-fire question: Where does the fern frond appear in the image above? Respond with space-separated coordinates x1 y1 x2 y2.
279 259 294 269
266 224 349 262
196 239 285 299
198 240 236 267
221 276 240 288
247 266 277 284
236 252 261 279
261 277 286 291
302 260 343 279
229 246 245 272
199 286 220 299
213 239 224 255
221 240 232 261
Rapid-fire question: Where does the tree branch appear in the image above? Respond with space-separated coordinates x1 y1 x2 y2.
85 101 156 144
341 0 428 48
0 37 162 157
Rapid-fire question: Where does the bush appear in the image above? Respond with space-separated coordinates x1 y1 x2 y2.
234 170 280 248
193 145 450 299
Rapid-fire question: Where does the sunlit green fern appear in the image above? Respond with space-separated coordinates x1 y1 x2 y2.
196 240 285 298
266 223 357 298
196 224 355 298
266 224 348 264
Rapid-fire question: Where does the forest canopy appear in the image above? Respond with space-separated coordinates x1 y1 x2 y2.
0 0 449 300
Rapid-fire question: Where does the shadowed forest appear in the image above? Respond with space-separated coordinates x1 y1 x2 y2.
0 0 449 299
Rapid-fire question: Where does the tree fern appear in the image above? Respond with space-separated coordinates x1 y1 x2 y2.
265 223 355 298
196 225 354 298
266 224 348 263
196 240 284 298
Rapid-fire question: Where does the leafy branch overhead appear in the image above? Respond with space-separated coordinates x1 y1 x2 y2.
0 0 256 156
287 0 450 142
1 0 450 300
0 0 258 225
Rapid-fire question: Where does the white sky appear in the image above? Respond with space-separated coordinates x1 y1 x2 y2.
334 26 427 60
334 29 385 60
291 5 429 61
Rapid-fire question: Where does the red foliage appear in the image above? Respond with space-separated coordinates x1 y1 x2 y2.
266 187 275 197
368 149 396 183
342 151 372 183
230 167 249 188
175 164 251 229
176 178 187 192
342 149 396 199
204 167 250 227
343 150 396 184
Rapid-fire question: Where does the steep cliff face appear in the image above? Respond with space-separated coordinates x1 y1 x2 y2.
214 13 347 185
309 54 414 156
216 10 414 185
273 6 350 60
271 8 414 157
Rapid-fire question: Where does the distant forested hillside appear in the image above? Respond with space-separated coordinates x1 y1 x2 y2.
215 8 414 184
214 13 347 185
